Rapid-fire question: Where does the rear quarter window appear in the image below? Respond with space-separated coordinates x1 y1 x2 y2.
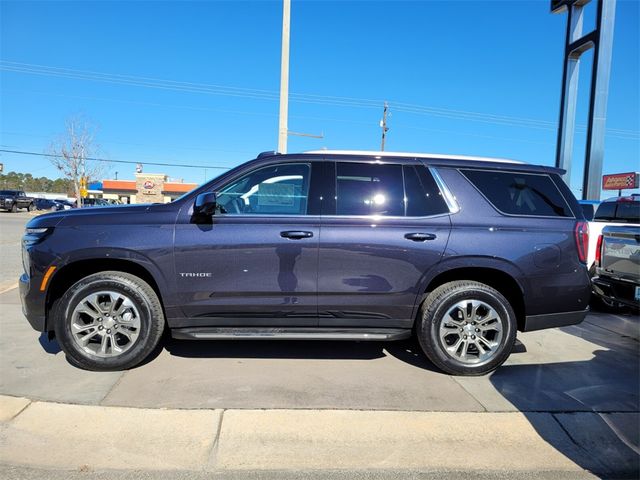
461 169 573 218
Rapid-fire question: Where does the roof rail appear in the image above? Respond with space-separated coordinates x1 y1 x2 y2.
303 149 524 164
257 151 279 158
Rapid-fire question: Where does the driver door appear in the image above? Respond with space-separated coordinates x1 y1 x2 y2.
173 161 320 327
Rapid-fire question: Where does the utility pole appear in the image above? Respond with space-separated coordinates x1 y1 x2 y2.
277 0 291 154
380 101 389 151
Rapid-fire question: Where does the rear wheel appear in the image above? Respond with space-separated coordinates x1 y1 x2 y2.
10 203 17 213
417 280 517 376
53 271 165 371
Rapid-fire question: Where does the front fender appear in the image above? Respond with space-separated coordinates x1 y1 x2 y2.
54 247 174 299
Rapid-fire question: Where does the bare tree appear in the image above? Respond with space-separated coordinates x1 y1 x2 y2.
48 117 107 208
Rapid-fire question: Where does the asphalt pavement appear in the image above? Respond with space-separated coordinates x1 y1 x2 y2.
0 211 34 292
0 212 638 478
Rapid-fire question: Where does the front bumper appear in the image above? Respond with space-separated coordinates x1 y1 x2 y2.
19 272 47 332
522 309 588 332
592 275 640 309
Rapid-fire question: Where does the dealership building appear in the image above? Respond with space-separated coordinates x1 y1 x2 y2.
101 173 198 204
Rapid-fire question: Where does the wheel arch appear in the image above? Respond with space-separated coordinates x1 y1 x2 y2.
45 258 165 332
420 266 526 331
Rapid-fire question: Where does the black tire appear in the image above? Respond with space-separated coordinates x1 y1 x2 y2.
417 280 517 376
52 271 165 371
27 202 35 212
10 203 17 213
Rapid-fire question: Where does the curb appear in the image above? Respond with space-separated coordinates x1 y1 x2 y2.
1 395 637 476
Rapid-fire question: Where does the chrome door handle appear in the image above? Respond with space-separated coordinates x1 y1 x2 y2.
280 231 314 240
404 232 437 242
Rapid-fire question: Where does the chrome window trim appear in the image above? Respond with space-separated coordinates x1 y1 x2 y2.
429 167 460 214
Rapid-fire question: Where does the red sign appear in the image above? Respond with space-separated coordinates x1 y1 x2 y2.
602 172 639 190
143 180 155 190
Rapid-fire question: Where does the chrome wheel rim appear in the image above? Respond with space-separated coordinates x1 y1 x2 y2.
70 291 141 358
438 299 504 365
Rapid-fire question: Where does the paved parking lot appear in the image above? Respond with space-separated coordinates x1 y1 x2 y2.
0 213 638 477
0 211 33 292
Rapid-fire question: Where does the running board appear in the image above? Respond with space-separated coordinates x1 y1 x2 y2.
171 327 411 341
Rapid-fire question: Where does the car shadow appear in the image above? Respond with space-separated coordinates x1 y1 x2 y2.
164 337 389 361
163 335 527 373
489 348 640 478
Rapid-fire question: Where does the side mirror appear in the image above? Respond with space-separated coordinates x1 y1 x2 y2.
194 192 217 216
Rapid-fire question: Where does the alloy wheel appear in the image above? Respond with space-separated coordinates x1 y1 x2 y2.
70 290 141 358
438 299 504 365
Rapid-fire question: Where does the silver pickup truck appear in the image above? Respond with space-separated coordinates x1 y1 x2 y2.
592 225 640 310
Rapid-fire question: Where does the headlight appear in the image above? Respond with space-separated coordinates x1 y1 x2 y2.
23 227 53 246
22 245 30 275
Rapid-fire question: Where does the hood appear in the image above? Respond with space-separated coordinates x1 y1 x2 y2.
26 202 178 229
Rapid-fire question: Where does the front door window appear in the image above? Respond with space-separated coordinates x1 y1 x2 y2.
216 163 311 216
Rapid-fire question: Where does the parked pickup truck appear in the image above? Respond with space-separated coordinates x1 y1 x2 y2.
0 190 36 213
592 225 640 311
587 195 640 274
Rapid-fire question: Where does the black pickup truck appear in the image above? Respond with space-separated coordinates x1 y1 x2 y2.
0 190 36 212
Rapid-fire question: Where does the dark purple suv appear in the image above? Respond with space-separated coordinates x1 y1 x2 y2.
20 151 591 375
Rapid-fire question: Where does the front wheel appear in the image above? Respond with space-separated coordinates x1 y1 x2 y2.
53 271 165 371
27 203 35 212
417 280 517 376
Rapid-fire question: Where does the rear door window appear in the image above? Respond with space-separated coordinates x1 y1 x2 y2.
334 162 450 217
403 165 449 216
461 169 573 217
336 162 404 216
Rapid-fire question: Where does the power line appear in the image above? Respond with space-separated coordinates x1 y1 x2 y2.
3 60 638 138
0 149 232 170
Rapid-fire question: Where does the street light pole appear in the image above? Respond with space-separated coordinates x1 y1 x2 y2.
277 0 291 154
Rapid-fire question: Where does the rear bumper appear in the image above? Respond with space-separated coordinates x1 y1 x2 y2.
522 309 588 332
592 276 640 309
19 273 46 332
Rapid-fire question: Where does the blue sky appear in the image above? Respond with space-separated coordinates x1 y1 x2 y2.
1 0 638 198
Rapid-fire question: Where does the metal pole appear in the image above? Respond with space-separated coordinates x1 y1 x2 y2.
277 0 291 154
582 0 616 200
555 4 584 182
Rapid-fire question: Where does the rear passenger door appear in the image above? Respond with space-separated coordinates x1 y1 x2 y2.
317 160 452 328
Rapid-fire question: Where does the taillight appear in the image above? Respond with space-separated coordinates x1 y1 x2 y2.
574 221 589 264
595 234 603 267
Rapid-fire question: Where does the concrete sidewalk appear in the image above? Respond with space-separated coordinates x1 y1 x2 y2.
1 395 637 478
